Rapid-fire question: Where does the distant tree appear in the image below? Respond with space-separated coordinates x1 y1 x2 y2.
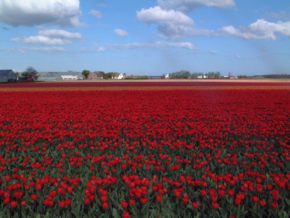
237 75 248 79
206 72 221 79
104 72 120 79
82 70 90 80
191 72 203 79
215 72 221 79
22 67 39 81
95 71 105 78
103 72 112 79
262 74 290 79
169 70 191 79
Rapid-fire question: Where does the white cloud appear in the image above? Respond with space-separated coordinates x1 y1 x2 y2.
137 6 195 38
222 19 290 40
113 41 195 50
137 6 194 26
158 0 235 10
0 0 81 26
0 48 26 53
0 46 65 53
137 1 236 38
22 36 69 45
90 10 102 18
15 29 81 45
39 29 81 39
250 19 290 38
91 41 196 52
114 28 128 37
25 47 65 52
137 6 215 38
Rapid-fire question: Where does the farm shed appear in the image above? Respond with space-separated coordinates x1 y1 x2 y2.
0 70 18 82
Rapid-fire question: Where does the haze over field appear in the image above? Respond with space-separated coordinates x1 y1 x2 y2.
0 0 290 75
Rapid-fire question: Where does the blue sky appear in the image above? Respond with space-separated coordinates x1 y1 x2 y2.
0 0 290 75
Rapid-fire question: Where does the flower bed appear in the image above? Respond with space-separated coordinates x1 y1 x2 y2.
0 87 289 217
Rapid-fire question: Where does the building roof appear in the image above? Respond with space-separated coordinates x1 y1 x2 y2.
0 70 15 76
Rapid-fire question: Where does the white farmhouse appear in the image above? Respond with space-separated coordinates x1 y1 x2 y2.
197 74 208 79
113 73 125 80
61 75 78 80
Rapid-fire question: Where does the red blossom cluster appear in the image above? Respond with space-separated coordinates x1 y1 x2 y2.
0 87 289 217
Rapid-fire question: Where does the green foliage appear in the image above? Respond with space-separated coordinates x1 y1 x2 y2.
168 71 221 79
169 70 191 79
103 72 119 79
21 67 39 81
82 70 90 80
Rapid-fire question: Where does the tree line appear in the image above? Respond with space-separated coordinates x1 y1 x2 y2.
167 71 221 79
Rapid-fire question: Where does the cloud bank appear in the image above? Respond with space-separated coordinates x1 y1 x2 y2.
90 41 196 52
0 0 81 26
222 19 290 40
137 1 235 38
137 4 290 40
137 6 195 38
15 29 81 45
158 0 235 10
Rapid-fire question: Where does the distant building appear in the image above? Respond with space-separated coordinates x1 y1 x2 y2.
197 74 208 79
38 76 60 82
88 71 104 80
38 71 82 81
165 74 170 79
61 75 79 80
0 69 18 82
112 73 125 80
148 75 163 79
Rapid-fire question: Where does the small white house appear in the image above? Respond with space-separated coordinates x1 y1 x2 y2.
61 75 78 80
197 74 208 79
165 74 170 79
113 73 125 80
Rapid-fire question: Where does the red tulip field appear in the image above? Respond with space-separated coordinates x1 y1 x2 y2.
0 81 289 217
